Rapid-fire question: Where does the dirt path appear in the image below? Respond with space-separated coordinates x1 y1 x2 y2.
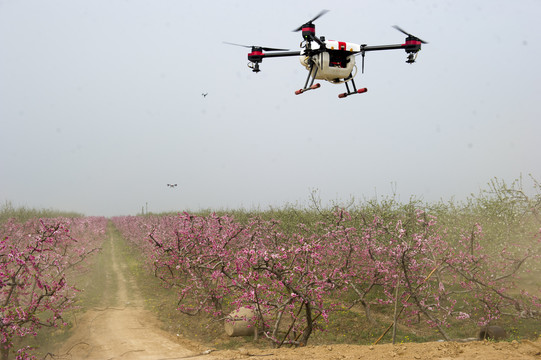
57 230 217 360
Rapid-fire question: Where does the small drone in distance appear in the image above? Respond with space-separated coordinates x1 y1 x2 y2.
166 183 178 188
225 10 427 98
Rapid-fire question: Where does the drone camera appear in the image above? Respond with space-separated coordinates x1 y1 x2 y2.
248 62 261 72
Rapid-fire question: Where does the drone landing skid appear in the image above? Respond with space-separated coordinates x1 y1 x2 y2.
338 78 367 99
339 87 368 98
295 83 321 95
295 62 322 95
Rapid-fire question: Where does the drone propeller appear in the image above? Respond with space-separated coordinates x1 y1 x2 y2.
392 25 428 44
293 9 329 32
223 42 289 52
224 41 290 73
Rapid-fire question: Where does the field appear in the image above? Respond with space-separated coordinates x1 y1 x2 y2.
2 178 541 359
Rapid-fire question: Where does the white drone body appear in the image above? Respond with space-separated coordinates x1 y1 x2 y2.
299 40 361 84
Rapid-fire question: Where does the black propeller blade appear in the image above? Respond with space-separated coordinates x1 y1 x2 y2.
293 9 329 32
392 25 428 44
223 42 289 52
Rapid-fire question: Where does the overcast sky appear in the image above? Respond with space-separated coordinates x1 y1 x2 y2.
1 0 540 217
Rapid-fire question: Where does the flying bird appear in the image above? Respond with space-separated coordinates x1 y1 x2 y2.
202 93 208 97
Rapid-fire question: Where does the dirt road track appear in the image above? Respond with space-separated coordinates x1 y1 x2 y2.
57 230 217 360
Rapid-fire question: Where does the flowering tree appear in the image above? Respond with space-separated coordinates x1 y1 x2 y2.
114 213 352 346
222 216 354 346
344 210 541 341
0 217 106 360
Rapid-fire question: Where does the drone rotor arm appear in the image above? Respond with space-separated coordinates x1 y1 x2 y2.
224 42 290 52
246 49 302 73
260 51 303 59
356 26 427 54
359 44 405 52
359 39 423 53
354 38 424 66
307 33 326 48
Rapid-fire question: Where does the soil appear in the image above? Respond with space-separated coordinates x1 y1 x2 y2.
54 233 541 360
56 233 211 360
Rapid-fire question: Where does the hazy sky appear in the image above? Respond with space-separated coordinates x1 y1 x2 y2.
1 0 540 217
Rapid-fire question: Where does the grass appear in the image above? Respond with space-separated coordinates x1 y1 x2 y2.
0 200 83 224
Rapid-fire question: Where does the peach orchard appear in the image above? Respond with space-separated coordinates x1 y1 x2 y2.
112 209 541 347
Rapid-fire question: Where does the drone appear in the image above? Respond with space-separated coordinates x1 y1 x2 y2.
225 10 427 98
167 183 178 188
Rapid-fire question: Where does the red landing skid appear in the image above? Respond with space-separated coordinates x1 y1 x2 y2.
295 83 321 95
338 88 368 98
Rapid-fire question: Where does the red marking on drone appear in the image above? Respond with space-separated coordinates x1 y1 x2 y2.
403 40 422 46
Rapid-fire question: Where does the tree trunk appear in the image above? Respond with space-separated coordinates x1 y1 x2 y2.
301 302 313 346
360 299 375 324
1 346 9 360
